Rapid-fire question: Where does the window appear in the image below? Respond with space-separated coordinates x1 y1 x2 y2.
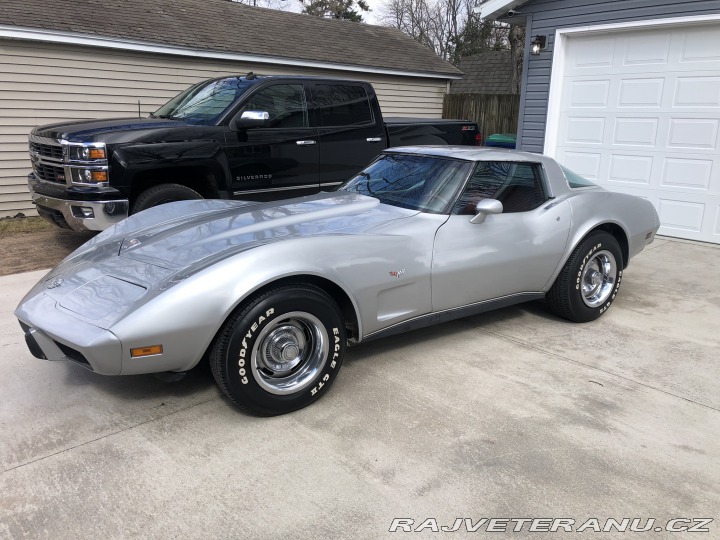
243 84 309 128
339 153 472 213
560 165 597 189
313 84 373 127
453 161 548 215
154 78 255 124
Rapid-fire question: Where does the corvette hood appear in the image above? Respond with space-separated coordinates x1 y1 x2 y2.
18 192 417 329
60 191 418 277
115 192 416 270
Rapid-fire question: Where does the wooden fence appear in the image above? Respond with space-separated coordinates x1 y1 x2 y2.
443 93 520 143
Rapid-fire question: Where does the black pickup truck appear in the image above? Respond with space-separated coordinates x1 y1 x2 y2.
27 75 480 231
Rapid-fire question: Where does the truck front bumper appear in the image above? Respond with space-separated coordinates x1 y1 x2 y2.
33 194 128 231
28 174 128 231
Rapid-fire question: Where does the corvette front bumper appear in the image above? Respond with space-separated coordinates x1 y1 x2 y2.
15 291 123 375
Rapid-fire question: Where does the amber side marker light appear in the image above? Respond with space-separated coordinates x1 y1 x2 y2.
131 345 163 358
90 170 108 182
88 148 106 159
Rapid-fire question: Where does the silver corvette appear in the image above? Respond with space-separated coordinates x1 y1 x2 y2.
16 146 660 415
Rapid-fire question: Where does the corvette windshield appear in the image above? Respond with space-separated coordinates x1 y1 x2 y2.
153 78 255 125
338 154 472 213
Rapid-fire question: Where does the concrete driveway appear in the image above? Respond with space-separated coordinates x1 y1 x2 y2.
1 237 718 538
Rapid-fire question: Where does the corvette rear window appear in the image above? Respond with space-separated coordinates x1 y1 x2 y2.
338 154 472 213
560 165 597 189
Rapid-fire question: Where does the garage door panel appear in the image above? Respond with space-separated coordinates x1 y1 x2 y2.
608 154 654 185
668 119 719 150
674 77 720 107
565 117 606 144
558 24 720 243
620 78 665 108
624 33 672 66
567 79 611 108
614 117 659 146
681 28 720 63
661 158 715 191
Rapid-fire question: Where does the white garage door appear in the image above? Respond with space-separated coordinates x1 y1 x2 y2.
554 23 720 244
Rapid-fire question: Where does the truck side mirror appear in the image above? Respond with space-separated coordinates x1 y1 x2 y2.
232 111 269 130
470 199 503 224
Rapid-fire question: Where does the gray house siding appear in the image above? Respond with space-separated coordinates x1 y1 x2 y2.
515 0 720 152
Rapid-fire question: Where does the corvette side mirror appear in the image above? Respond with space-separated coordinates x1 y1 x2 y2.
470 199 503 224
232 110 269 130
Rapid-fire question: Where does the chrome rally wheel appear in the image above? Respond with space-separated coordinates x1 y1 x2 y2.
580 250 617 308
252 312 328 395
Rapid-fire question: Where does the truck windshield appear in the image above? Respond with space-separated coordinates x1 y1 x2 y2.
153 78 255 125
338 153 472 214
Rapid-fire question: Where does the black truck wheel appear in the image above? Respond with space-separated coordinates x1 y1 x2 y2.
209 284 346 416
546 232 623 323
132 183 202 214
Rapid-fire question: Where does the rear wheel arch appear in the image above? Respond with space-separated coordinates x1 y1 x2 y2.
592 222 629 270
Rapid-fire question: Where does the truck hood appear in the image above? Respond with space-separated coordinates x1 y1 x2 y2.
32 117 198 144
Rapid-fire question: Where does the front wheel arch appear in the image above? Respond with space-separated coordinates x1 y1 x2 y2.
198 274 361 369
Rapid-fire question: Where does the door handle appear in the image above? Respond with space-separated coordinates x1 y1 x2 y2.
366 137 383 143
296 140 317 146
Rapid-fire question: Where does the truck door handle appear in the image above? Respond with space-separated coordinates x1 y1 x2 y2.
296 140 316 146
366 137 383 142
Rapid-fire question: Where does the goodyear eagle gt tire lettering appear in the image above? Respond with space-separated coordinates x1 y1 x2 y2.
546 231 623 323
210 284 346 415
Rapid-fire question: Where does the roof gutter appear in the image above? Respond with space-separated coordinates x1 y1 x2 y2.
0 24 462 80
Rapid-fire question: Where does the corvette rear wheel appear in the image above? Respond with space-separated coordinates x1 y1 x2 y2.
210 284 346 416
546 232 623 323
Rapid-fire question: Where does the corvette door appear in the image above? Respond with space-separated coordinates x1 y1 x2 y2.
431 161 571 312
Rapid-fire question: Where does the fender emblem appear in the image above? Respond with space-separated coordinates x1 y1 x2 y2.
389 269 405 279
46 277 64 289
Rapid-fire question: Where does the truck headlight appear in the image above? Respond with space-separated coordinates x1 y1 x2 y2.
67 144 106 161
69 168 108 184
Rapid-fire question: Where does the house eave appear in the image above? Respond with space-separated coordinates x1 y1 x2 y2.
473 0 528 20
0 24 463 80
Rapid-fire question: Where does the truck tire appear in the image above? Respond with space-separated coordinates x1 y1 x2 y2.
132 183 203 214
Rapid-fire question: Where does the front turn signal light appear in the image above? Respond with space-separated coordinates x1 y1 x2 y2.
90 170 108 182
131 345 163 358
88 148 106 159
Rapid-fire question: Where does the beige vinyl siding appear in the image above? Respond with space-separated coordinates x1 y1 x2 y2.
0 39 448 217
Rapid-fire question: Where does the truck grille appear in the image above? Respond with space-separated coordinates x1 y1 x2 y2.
33 162 66 184
29 140 64 161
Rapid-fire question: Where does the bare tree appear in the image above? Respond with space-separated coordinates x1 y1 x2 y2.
229 0 294 10
509 25 525 94
379 0 508 63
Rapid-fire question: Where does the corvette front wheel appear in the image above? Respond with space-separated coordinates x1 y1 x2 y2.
546 232 623 323
210 284 346 415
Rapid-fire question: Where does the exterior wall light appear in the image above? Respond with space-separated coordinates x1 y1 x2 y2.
530 35 547 55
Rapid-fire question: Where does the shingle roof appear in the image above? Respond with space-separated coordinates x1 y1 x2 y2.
451 51 514 93
0 0 461 77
